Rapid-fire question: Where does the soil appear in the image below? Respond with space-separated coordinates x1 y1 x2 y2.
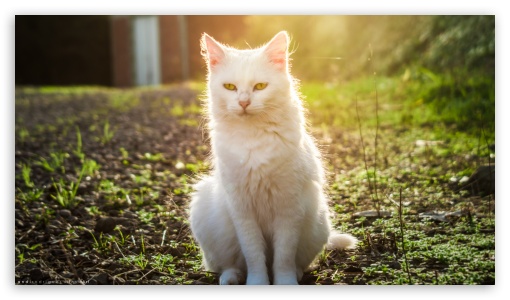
14 85 495 285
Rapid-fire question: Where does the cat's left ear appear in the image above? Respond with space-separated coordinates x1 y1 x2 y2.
263 31 289 71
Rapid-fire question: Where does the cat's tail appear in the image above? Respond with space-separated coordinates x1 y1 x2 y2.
326 231 358 250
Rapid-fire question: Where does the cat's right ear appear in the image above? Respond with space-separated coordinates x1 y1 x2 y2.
201 33 225 70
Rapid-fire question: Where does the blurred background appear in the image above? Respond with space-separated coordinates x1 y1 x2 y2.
15 15 495 87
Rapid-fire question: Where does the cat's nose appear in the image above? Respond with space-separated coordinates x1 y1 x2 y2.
239 100 251 110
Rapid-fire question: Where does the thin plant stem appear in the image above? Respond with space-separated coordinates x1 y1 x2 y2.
399 187 412 284
355 96 375 204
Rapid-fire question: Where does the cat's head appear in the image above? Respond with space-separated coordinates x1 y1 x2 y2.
201 31 294 118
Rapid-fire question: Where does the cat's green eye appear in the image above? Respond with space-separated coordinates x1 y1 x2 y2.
223 83 237 91
254 83 268 91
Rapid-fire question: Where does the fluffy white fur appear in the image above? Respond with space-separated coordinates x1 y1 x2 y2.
189 31 357 285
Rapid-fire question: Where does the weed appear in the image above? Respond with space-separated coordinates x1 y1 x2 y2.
74 127 85 161
172 176 193 195
51 178 80 208
85 206 102 216
17 188 44 203
91 232 111 254
170 103 185 117
20 163 34 188
51 164 85 208
98 120 115 145
150 254 176 274
16 243 42 264
133 188 145 206
99 179 129 202
143 152 165 162
34 204 54 225
137 209 155 225
17 127 30 143
36 151 69 173
120 147 130 165
109 92 140 112
114 226 129 246
397 187 413 284
81 158 101 176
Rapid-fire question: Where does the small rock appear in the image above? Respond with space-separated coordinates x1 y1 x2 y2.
419 211 448 222
58 209 72 219
353 210 392 218
459 176 470 184
29 268 48 282
122 210 137 219
415 140 444 147
94 217 132 234
89 273 109 285
15 218 24 228
48 219 62 228
461 165 495 195
387 261 401 269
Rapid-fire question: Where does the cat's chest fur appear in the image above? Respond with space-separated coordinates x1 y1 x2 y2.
212 121 304 204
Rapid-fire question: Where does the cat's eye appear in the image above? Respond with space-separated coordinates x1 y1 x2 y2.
223 83 237 91
254 83 268 91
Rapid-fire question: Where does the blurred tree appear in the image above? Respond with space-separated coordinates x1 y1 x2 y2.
241 16 494 81
420 16 495 76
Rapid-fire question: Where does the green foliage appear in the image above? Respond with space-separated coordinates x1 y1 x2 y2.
99 179 129 202
81 158 101 176
137 209 155 224
352 215 494 285
35 151 69 173
18 127 30 143
74 127 85 161
51 175 82 208
20 163 34 188
143 152 165 162
243 16 494 81
17 187 43 203
416 70 494 134
97 120 115 145
422 16 495 75
301 70 494 137
109 92 140 112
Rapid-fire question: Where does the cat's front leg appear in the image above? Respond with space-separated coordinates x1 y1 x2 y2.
230 210 270 285
272 211 303 285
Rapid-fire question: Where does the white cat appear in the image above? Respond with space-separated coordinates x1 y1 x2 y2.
189 31 357 285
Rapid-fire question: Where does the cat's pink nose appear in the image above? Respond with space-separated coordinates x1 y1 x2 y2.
239 100 251 110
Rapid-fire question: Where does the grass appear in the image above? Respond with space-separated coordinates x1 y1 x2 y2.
98 120 115 145
301 69 494 285
35 151 69 173
14 71 494 285
51 166 85 208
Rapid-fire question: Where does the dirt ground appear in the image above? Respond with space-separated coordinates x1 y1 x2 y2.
14 86 495 285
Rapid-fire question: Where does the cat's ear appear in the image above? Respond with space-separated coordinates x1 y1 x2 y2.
201 33 225 69
263 31 289 71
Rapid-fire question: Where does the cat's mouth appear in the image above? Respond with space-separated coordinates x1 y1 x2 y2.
232 107 262 117
237 109 252 117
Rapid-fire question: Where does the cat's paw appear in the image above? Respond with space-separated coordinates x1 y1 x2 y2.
246 273 270 285
273 273 299 285
219 269 243 285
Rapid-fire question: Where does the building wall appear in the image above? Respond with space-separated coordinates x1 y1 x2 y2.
159 16 182 84
15 15 113 86
15 15 247 87
111 16 133 87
